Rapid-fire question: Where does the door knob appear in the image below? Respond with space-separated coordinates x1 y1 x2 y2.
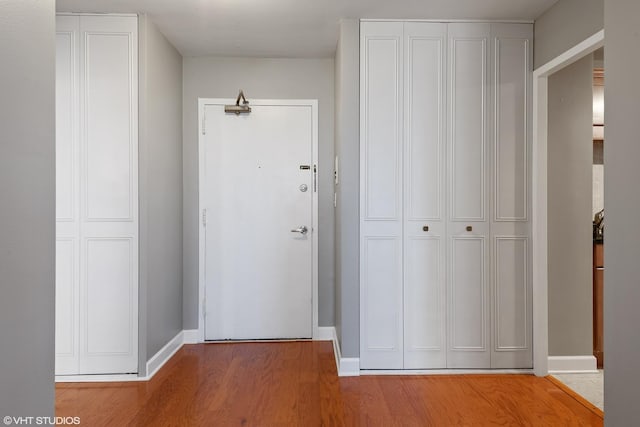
291 226 308 235
466 226 473 232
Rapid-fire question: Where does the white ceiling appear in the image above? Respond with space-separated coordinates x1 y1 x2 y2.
56 0 558 58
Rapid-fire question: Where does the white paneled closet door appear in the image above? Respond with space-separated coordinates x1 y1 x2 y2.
489 24 533 369
403 23 447 369
360 21 532 371
79 15 138 374
360 21 404 369
55 15 138 375
56 15 81 375
446 23 491 369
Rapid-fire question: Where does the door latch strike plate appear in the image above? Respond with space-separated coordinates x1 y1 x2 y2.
313 165 317 192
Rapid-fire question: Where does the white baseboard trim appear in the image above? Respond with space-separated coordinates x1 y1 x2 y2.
360 369 534 376
182 329 200 344
317 326 335 341
56 329 201 383
338 358 361 376
319 326 360 377
328 327 341 374
146 331 184 379
55 374 144 382
56 327 367 382
548 355 598 373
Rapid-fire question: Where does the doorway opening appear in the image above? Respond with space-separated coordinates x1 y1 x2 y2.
532 32 604 413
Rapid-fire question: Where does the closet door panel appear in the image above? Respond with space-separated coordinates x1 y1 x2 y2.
403 22 447 369
404 236 446 368
490 23 533 368
405 23 446 221
360 21 404 369
56 21 78 225
450 238 485 348
85 239 135 355
78 15 138 374
55 15 80 376
448 26 488 222
362 25 403 221
448 236 490 367
446 23 491 368
494 237 528 350
494 36 528 221
55 238 79 374
84 32 134 220
362 237 403 368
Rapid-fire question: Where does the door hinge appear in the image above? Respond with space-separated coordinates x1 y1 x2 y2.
202 208 207 226
202 297 206 318
202 112 206 135
313 164 317 193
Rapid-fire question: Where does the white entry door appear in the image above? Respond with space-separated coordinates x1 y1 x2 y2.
200 99 318 341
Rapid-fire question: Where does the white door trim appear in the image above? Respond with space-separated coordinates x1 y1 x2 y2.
531 30 604 376
196 98 320 342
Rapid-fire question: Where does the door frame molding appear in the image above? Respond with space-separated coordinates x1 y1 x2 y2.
531 30 604 376
196 98 320 342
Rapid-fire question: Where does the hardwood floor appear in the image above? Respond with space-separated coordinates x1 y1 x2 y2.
56 342 603 426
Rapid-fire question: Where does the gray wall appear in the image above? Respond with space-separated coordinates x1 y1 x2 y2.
139 15 184 371
547 55 594 357
334 20 360 358
0 0 55 419
183 57 335 328
534 0 603 68
604 0 640 424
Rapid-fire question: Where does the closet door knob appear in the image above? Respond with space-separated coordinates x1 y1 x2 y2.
423 226 429 232
466 226 473 232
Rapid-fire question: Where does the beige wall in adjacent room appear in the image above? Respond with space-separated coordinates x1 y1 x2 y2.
547 55 594 357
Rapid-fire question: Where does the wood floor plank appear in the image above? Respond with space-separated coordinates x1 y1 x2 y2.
546 375 605 418
317 342 345 427
342 376 397 425
55 342 603 426
404 375 509 425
